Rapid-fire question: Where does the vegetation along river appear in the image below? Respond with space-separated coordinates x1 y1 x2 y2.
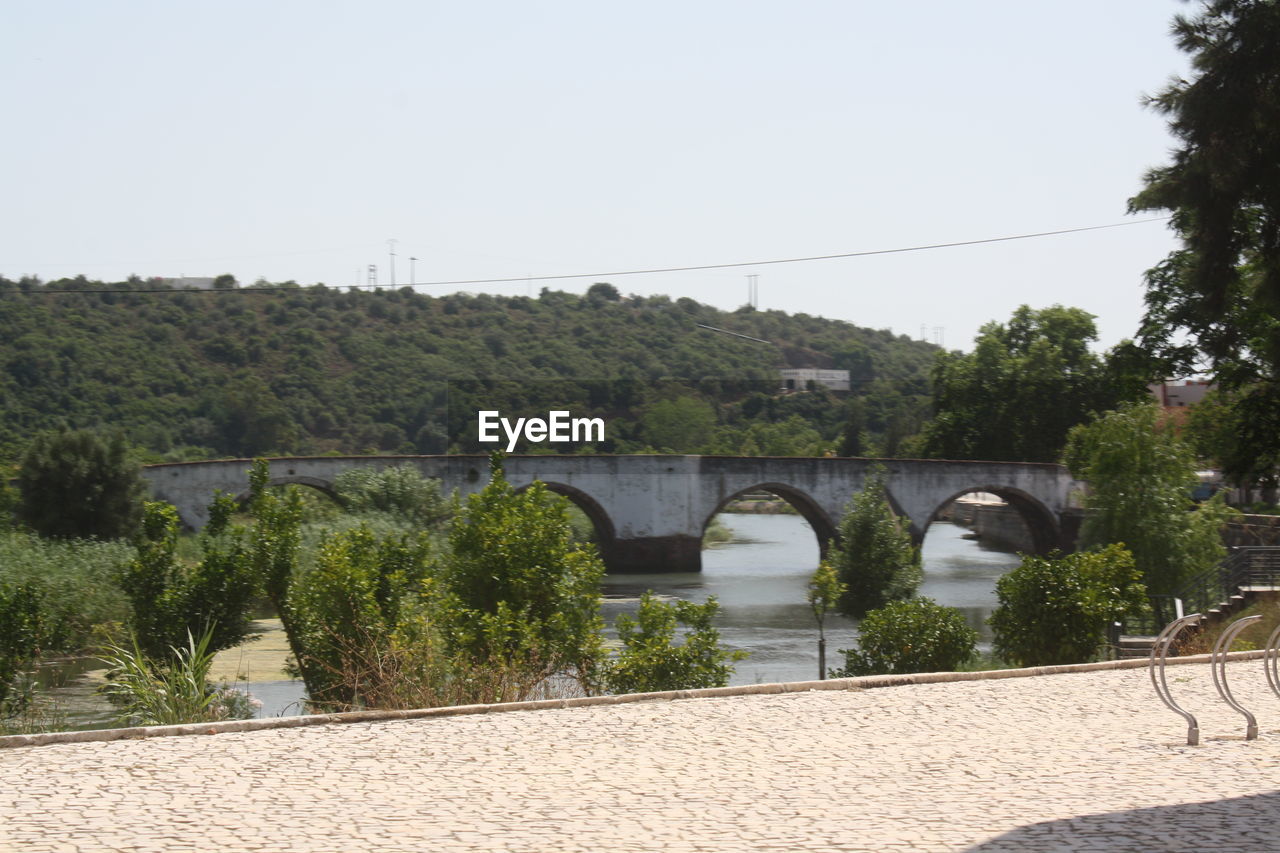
42 512 1018 727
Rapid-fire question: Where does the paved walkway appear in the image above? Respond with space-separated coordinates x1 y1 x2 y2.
3 661 1280 852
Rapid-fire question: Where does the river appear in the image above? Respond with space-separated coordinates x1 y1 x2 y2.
603 513 1020 686
35 512 1019 727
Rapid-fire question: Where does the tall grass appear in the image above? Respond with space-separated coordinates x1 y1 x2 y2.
0 530 133 653
97 627 259 727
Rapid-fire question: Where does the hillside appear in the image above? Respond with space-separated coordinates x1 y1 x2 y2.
0 277 939 460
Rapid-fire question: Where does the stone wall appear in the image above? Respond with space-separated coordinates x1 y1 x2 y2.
972 504 1036 552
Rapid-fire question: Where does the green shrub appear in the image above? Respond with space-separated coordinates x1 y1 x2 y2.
0 529 132 653
333 465 449 527
117 501 258 661
0 582 46 710
438 455 604 680
603 593 745 693
832 598 977 677
988 544 1147 667
286 524 435 709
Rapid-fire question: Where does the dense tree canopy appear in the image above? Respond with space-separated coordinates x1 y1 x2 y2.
1063 402 1235 595
1130 0 1280 487
0 278 938 462
831 468 922 619
920 305 1145 463
16 429 145 540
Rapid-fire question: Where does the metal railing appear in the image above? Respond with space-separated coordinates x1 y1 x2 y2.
1121 547 1280 639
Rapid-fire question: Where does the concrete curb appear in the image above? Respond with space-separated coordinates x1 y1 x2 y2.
2 649 1266 750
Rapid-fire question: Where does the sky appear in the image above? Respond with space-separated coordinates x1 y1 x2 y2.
2 1 1194 352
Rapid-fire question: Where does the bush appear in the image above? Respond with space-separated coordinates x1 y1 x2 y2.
438 455 604 680
603 593 745 693
17 429 145 540
988 544 1147 667
832 598 977 677
117 501 259 662
0 529 132 653
832 468 922 618
333 465 450 527
286 524 435 709
0 582 46 711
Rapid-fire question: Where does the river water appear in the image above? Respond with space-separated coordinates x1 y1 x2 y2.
38 512 1018 727
603 513 1020 686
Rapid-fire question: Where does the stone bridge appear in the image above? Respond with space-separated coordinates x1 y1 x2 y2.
140 455 1081 573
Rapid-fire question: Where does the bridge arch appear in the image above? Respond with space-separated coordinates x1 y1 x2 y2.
233 475 344 509
926 486 1060 555
514 480 618 548
702 482 837 557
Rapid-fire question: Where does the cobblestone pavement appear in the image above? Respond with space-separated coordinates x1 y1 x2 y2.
4 662 1280 852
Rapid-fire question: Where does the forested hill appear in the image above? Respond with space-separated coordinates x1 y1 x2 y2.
0 277 938 460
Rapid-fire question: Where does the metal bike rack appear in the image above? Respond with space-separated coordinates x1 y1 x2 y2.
1265 622 1280 701
1212 614 1263 740
1150 613 1204 746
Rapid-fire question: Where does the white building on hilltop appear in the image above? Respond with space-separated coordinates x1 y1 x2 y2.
779 368 850 392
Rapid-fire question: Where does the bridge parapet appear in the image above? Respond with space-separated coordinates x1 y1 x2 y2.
141 455 1080 573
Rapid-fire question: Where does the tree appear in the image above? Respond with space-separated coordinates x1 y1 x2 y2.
213 376 297 457
806 559 846 679
831 468 921 619
837 397 868 457
585 282 621 304
602 593 745 694
332 465 450 526
17 429 145 540
1187 386 1280 503
831 598 976 677
0 475 16 529
1063 402 1236 595
438 454 604 680
989 545 1147 667
117 500 259 661
286 524 435 709
639 396 716 453
920 305 1145 463
1130 1 1280 490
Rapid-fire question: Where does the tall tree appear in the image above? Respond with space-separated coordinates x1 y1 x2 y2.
1063 402 1235 595
831 468 922 619
920 305 1143 463
17 429 145 540
1130 0 1280 490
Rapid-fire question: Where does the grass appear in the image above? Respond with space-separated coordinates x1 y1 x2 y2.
1178 598 1280 655
702 517 734 548
0 529 133 653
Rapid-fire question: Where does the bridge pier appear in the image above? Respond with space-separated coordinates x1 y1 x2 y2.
602 535 703 574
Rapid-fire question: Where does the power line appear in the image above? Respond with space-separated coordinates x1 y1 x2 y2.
6 217 1169 295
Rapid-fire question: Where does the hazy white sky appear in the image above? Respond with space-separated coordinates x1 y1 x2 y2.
3 1 1192 351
